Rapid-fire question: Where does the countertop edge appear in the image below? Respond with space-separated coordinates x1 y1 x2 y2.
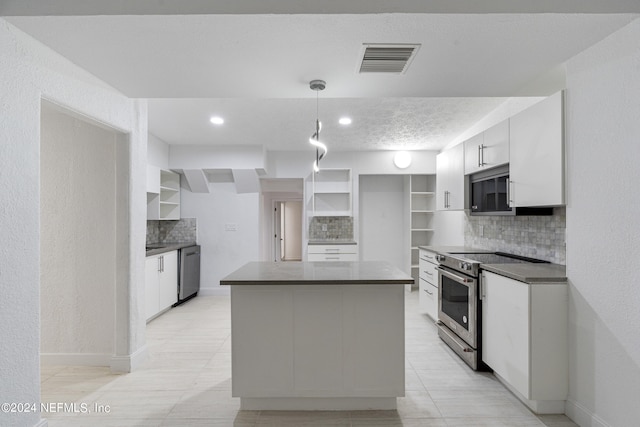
481 264 567 284
146 242 197 256
220 279 413 286
308 240 358 245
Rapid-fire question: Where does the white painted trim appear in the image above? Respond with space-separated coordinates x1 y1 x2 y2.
110 345 149 373
199 287 230 296
493 372 566 414
240 397 397 411
565 398 610 427
40 353 111 366
33 419 48 427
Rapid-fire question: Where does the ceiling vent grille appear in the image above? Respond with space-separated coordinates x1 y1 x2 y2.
358 44 420 74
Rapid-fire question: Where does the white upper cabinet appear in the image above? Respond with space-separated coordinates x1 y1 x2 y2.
436 143 466 210
509 91 565 207
465 120 510 175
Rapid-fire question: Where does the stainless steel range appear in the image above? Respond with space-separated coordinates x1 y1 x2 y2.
435 251 548 370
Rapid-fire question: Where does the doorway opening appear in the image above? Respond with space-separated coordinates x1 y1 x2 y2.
39 100 129 373
259 178 304 262
274 200 303 261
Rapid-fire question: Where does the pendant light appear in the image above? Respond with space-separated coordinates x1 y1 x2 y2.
309 79 328 172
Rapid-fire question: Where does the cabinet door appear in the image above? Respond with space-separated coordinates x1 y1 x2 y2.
158 251 178 311
147 164 160 193
436 143 465 210
463 132 484 175
145 256 160 321
482 120 509 170
482 271 530 398
509 91 564 207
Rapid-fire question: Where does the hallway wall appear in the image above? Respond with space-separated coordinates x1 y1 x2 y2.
40 104 118 363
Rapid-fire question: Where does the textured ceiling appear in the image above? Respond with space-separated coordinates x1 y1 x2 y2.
5 10 639 151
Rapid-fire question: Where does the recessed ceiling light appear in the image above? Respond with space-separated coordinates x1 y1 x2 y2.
210 116 224 125
339 117 352 125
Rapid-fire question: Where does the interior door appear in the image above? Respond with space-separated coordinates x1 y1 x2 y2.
273 200 302 262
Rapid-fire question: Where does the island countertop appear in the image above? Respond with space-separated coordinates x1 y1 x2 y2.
220 261 414 286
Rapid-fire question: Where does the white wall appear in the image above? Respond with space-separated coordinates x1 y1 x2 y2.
359 175 406 271
40 104 118 363
564 18 640 427
0 19 147 426
180 183 260 294
148 133 170 169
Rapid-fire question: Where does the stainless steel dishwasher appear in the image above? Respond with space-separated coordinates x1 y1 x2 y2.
176 245 200 305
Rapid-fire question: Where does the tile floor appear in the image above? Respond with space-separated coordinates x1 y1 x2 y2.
41 290 579 427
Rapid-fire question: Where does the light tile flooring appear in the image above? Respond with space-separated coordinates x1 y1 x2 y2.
41 290 579 427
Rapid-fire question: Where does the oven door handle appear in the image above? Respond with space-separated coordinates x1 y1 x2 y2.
436 266 475 284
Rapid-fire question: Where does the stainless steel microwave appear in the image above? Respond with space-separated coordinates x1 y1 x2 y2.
469 165 552 216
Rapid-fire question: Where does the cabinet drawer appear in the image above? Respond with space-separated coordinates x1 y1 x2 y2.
307 244 358 254
419 278 438 320
419 249 438 264
307 253 358 262
418 257 438 286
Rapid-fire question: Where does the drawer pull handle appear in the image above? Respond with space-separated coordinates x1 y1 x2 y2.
424 288 433 295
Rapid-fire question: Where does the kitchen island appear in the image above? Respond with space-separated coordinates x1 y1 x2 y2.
220 261 413 410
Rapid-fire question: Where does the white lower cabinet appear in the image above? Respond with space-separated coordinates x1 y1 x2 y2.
418 249 438 320
145 250 178 321
481 270 568 414
307 244 358 261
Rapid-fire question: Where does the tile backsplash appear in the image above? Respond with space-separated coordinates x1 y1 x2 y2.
147 218 197 244
464 207 566 264
309 216 354 241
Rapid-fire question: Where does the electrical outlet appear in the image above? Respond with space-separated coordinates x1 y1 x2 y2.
225 223 238 231
479 225 484 237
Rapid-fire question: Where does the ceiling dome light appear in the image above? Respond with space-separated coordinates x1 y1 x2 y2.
394 151 412 169
209 116 224 125
339 117 352 125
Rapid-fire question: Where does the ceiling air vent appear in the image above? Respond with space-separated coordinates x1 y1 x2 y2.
358 44 421 74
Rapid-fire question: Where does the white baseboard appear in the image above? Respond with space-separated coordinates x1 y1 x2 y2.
565 398 610 427
493 372 566 415
199 287 230 296
110 345 148 373
40 353 111 366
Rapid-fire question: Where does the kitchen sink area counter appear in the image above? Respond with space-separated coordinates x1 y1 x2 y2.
221 261 412 411
145 241 197 256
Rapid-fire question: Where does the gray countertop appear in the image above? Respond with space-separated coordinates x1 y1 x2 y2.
146 242 197 256
481 263 567 284
220 261 414 286
418 245 566 284
308 240 358 245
